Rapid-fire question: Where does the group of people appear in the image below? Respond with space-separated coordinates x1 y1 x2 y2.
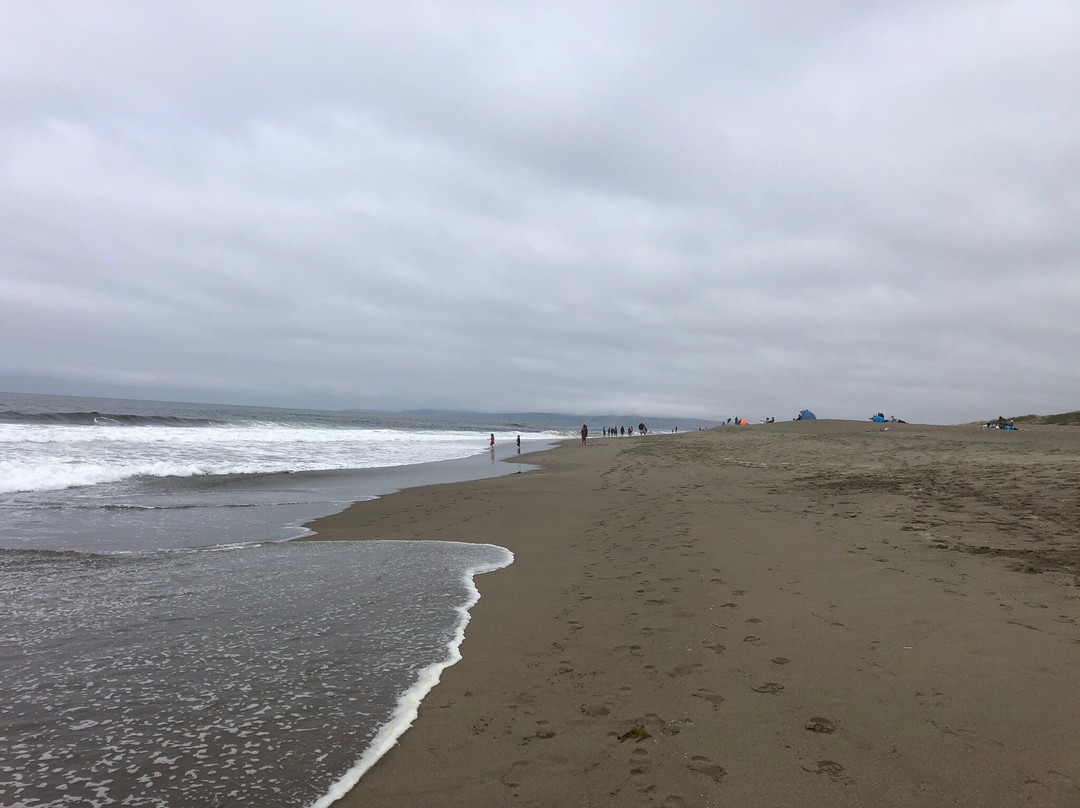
984 416 1016 430
869 413 906 423
490 433 523 452
577 423 651 444
599 423 647 438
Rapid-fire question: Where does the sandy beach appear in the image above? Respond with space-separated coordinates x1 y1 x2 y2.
306 420 1080 807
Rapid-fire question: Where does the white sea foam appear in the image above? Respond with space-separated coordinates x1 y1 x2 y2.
1 540 515 806
308 543 514 808
0 423 560 494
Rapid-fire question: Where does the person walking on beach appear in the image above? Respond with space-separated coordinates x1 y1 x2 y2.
516 434 521 453
489 433 495 449
581 424 588 445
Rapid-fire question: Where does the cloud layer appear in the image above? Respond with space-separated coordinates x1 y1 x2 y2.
2 2 1078 422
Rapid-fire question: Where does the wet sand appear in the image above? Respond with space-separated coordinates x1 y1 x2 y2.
307 420 1080 807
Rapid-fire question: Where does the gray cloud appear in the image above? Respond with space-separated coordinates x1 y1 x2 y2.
2 1 1078 422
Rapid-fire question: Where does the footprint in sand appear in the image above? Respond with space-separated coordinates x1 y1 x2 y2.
702 641 726 654
668 662 703 678
662 716 694 737
692 688 725 708
581 703 610 717
743 635 764 645
802 759 852 783
771 657 790 665
688 755 727 782
499 759 530 788
1006 620 1043 632
752 682 785 694
938 725 1004 752
629 745 650 775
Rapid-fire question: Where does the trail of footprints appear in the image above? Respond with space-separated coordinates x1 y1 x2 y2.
549 559 846 800
537 469 852 803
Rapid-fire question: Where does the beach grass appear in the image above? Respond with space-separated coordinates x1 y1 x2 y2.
1011 409 1080 426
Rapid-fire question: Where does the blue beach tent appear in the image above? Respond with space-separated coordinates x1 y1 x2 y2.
798 409 817 420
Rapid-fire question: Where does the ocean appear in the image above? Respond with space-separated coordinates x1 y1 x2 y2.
0 392 564 807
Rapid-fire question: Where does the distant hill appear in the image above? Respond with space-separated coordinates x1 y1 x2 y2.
398 409 724 431
1009 410 1080 426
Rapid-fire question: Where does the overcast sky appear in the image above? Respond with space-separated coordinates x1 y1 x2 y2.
2 2 1078 423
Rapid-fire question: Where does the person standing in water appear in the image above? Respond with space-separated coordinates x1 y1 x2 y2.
489 433 495 449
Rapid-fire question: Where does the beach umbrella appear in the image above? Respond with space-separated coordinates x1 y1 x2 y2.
799 409 817 420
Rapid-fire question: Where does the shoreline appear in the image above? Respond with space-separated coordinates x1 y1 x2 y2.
288 438 556 544
306 421 1080 807
309 541 516 808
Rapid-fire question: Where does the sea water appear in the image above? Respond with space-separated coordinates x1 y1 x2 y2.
0 393 560 807
0 392 549 499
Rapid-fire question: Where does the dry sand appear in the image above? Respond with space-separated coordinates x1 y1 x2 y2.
306 420 1080 807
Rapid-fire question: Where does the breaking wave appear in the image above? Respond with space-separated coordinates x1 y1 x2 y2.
0 422 558 495
0 410 222 427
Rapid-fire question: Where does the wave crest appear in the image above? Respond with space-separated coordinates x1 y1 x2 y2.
0 410 221 427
